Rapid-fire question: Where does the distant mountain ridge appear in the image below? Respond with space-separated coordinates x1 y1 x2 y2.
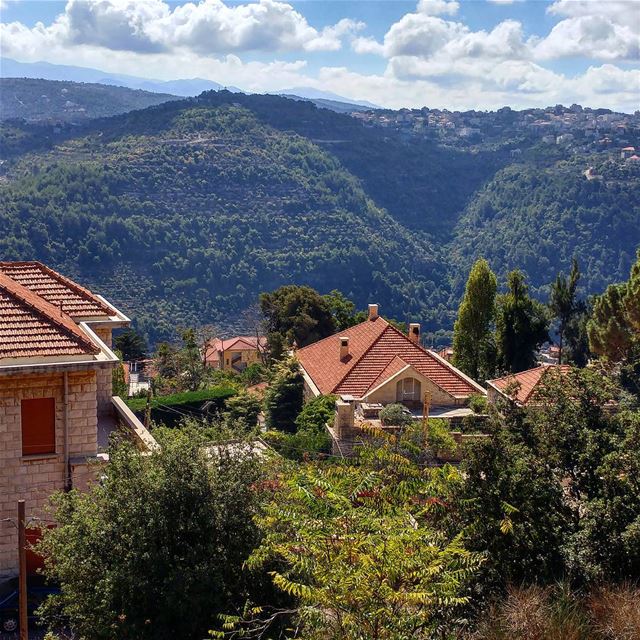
0 77 179 122
0 58 377 111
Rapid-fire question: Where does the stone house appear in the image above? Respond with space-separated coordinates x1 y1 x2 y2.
205 336 266 373
296 304 485 454
0 261 155 579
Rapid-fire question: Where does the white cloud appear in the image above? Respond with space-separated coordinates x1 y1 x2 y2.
416 0 459 16
535 13 639 61
1 0 361 56
536 0 639 61
1 0 638 112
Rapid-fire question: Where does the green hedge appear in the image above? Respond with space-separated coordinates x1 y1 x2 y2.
127 386 237 427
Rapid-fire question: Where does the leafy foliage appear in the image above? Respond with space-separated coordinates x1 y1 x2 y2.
264 356 304 433
38 431 267 640
495 270 549 373
230 428 484 639
453 258 497 381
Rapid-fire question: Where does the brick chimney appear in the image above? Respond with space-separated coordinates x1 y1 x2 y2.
409 323 420 344
368 304 379 320
339 336 350 360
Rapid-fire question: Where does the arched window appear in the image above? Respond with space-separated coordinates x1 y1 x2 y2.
396 378 421 405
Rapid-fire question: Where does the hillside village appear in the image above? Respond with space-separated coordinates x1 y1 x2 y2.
353 104 640 154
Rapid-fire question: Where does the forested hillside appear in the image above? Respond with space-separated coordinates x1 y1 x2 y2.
0 78 178 122
0 90 638 343
451 157 640 300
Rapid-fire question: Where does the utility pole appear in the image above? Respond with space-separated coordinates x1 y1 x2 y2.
17 500 28 640
422 390 432 456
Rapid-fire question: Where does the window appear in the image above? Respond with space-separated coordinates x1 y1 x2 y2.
21 398 56 456
396 378 421 405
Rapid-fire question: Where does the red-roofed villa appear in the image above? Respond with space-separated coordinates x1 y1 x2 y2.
296 304 485 454
205 335 266 372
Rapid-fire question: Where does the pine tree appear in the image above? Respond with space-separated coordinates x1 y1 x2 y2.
496 270 549 373
549 257 580 364
587 283 633 361
264 356 304 433
452 258 497 382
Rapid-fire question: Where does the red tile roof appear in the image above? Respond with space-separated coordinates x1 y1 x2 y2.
207 335 266 354
0 272 100 360
297 317 483 399
0 261 113 319
488 364 571 405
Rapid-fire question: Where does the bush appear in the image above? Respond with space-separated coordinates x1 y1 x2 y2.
469 393 488 414
37 431 267 640
379 403 414 427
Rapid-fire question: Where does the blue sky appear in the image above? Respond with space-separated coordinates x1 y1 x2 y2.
1 0 638 110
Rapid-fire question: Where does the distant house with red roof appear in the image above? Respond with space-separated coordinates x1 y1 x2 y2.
0 261 155 578
621 146 636 160
486 364 571 407
205 335 266 372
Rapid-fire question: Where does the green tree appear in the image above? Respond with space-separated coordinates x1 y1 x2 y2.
155 341 178 379
38 431 266 640
222 391 261 431
178 328 206 391
453 258 498 382
260 285 336 352
587 283 633 362
626 250 640 331
379 402 414 428
549 257 580 364
323 289 357 330
112 349 128 400
220 428 483 639
496 270 549 373
113 328 148 361
264 395 335 461
264 356 304 433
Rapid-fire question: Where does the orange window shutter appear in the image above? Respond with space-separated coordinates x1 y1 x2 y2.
21 397 56 456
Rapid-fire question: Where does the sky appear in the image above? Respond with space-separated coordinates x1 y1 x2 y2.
1 0 639 111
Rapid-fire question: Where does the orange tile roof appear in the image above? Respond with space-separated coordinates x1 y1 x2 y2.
488 364 571 405
297 317 482 399
0 272 100 360
0 261 113 319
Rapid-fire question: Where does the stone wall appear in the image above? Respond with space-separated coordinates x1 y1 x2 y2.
0 370 98 579
93 327 114 415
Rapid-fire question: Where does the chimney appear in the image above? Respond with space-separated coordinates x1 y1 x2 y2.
368 304 379 320
409 323 421 344
339 336 350 360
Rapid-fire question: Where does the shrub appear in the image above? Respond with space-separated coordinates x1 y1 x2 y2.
379 403 413 427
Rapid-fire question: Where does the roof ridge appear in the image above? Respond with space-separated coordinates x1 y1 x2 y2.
297 315 389 354
328 317 390 393
0 272 99 355
384 322 485 394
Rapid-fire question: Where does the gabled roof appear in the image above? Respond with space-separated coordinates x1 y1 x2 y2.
0 272 100 360
214 336 266 352
487 364 571 405
0 261 113 319
297 316 484 399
